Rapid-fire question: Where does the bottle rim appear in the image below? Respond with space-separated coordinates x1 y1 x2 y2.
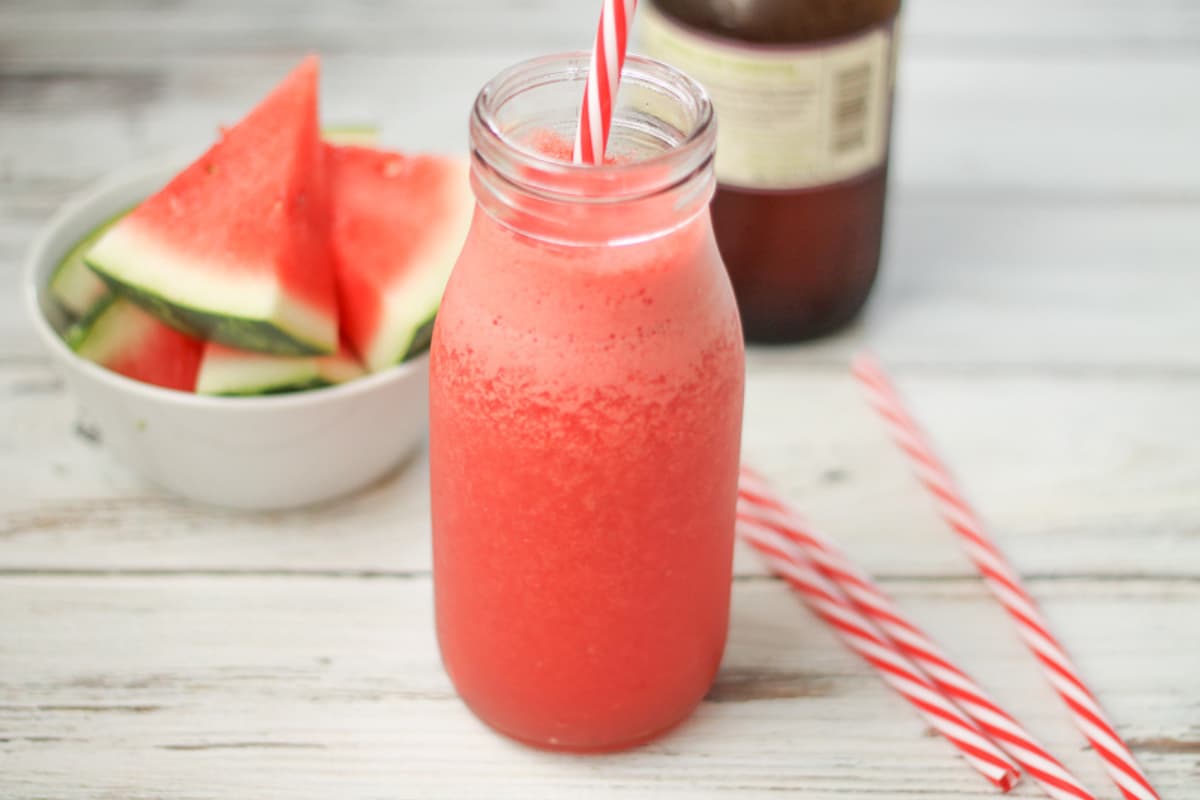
470 51 716 206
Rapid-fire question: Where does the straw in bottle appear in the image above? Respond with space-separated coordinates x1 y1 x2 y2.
574 0 638 165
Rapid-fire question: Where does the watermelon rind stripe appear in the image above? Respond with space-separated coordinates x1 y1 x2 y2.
209 378 334 397
401 312 437 363
85 224 336 356
48 210 127 318
364 167 472 371
369 279 445 372
65 293 119 351
198 358 324 396
92 271 332 357
70 298 156 364
49 257 110 319
195 348 365 396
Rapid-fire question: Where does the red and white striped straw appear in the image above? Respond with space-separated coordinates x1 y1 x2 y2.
573 0 638 165
737 516 1021 792
737 469 1096 800
851 353 1160 800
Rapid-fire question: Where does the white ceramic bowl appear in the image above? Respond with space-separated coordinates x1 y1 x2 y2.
24 158 430 510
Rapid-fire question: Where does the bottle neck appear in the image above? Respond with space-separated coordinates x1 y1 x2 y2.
468 53 717 247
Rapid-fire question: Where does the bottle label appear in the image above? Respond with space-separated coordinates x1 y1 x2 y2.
640 6 894 191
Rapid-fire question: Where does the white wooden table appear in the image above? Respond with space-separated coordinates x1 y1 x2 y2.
2 2 1198 797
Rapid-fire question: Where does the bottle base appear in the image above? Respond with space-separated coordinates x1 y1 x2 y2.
467 703 699 754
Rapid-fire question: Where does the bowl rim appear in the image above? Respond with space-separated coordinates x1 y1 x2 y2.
23 155 428 411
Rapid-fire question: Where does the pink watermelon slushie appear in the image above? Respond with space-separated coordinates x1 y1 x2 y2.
429 55 744 752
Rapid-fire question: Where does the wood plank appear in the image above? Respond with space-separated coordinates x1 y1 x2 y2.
4 32 1199 360
894 53 1200 199
7 186 1200 365
0 575 1192 798
905 0 1200 54
863 198 1200 371
3 362 1197 579
1 5 1195 797
4 48 1199 360
0 53 520 184
1 0 1197 62
3 51 1199 195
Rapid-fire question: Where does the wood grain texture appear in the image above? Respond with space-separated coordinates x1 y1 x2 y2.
4 52 1198 191
6 194 1200 367
1 0 1199 797
1 576 1195 798
5 63 1200 361
4 2 1199 362
2 360 1197 580
2 0 1197 61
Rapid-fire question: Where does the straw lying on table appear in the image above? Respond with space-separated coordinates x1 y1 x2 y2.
738 469 1096 800
850 354 1160 800
737 509 1021 791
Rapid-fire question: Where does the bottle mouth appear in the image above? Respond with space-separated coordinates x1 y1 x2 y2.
470 52 716 207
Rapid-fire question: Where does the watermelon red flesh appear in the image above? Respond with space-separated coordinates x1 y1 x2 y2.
326 144 473 372
85 57 338 356
195 339 364 396
72 298 204 392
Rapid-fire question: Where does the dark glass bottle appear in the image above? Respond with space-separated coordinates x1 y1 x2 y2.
642 0 902 341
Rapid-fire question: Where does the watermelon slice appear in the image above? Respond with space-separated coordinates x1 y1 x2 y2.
195 340 365 396
85 57 338 356
326 144 473 372
49 212 124 318
70 298 204 392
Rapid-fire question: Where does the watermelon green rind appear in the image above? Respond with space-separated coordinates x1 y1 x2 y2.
370 271 448 370
199 357 328 396
71 297 141 362
48 211 126 318
50 252 108 319
403 313 437 363
65 293 118 350
373 196 471 368
195 343 365 396
85 224 337 357
220 378 332 396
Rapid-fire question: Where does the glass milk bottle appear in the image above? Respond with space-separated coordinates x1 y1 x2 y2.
429 54 745 752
